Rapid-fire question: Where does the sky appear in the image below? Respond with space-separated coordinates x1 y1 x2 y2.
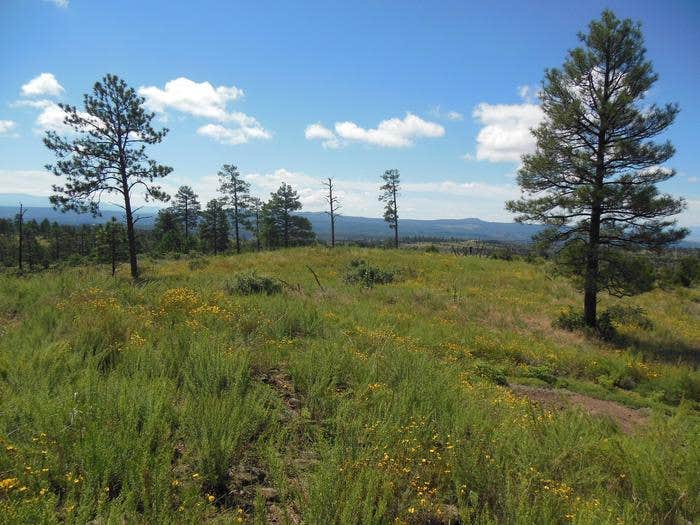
0 0 698 225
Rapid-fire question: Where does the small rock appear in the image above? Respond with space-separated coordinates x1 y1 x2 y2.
260 487 279 501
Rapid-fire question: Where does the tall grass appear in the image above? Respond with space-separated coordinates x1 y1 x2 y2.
0 247 697 523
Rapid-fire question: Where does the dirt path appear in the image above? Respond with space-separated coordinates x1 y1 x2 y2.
511 384 649 434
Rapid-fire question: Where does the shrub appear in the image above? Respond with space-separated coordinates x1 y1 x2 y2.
227 272 282 295
473 362 508 385
344 259 394 288
424 245 440 253
555 305 652 341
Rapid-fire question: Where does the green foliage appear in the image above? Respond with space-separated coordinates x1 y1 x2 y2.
228 272 283 296
378 169 400 247
218 165 251 253
507 11 686 325
44 74 173 280
553 242 656 297
473 361 508 385
199 199 230 254
555 304 653 342
153 209 183 253
170 185 201 251
659 253 700 288
260 183 314 248
344 259 394 287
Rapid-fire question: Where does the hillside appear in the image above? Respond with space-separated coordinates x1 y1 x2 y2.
0 248 697 523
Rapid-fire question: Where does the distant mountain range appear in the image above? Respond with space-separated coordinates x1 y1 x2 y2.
1 193 698 244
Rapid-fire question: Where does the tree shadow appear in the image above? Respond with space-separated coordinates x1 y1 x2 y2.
611 332 700 367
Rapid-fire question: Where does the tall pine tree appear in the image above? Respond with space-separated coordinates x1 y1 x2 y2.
199 199 230 254
379 169 400 248
218 164 250 254
171 186 201 252
507 10 686 327
44 74 172 280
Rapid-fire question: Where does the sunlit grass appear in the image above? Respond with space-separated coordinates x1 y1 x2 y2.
0 247 698 523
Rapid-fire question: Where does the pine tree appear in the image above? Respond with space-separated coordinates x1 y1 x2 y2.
153 209 184 253
218 164 250 254
171 186 201 252
245 197 264 251
199 199 230 254
95 218 128 276
261 183 314 248
507 10 686 327
379 169 400 248
44 74 172 280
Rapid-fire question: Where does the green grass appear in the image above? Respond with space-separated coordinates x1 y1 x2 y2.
0 247 698 524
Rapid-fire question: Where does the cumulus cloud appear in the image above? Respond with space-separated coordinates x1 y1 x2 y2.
306 113 444 149
471 102 543 162
304 123 341 149
138 77 269 145
138 77 244 121
0 120 17 135
21 73 64 97
197 122 271 145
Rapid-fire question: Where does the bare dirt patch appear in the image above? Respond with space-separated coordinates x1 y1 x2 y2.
511 384 649 434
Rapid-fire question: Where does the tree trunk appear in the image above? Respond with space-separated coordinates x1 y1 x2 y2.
122 184 139 280
392 185 399 249
331 216 335 248
234 201 241 254
184 199 189 253
584 210 600 327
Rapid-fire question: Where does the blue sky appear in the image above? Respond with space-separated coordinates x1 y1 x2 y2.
0 0 698 224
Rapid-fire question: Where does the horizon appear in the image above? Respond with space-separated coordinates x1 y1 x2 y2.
1 0 698 226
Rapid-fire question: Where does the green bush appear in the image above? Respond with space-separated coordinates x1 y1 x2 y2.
555 305 652 341
474 361 508 385
227 272 283 295
344 259 394 288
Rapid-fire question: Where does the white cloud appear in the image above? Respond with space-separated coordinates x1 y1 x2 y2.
688 176 698 183
21 73 64 97
138 77 244 121
239 168 519 220
0 120 17 135
197 123 270 145
306 113 444 149
138 77 269 145
44 0 69 7
446 111 464 121
304 123 341 149
35 103 71 132
464 85 544 163
470 101 543 163
0 170 56 196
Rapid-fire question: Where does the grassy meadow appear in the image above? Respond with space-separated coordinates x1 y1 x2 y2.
0 247 698 524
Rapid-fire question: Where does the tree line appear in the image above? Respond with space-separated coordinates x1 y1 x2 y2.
38 74 405 279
